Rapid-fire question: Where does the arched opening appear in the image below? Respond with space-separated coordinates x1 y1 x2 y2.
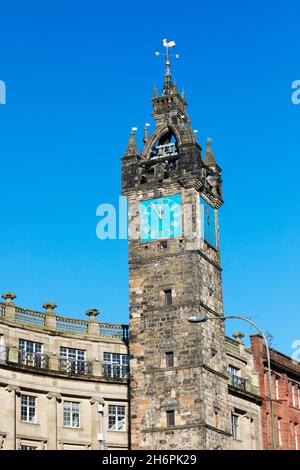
150 128 178 159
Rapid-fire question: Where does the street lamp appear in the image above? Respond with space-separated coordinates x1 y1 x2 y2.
188 313 277 450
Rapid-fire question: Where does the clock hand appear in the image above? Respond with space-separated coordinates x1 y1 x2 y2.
150 203 162 220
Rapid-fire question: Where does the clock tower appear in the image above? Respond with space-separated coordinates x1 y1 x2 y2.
121 42 230 450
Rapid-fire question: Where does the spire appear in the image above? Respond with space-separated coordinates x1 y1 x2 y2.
203 138 217 167
153 85 157 99
152 39 187 124
163 67 173 95
125 129 139 156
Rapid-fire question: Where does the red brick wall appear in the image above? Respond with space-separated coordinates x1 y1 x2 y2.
250 335 300 450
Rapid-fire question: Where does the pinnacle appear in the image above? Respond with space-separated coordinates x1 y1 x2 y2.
125 130 139 156
203 138 217 167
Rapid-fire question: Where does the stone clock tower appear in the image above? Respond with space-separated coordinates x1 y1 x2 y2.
121 43 230 450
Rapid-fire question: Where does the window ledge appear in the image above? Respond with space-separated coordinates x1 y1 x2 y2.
107 429 126 433
20 421 40 426
62 426 82 430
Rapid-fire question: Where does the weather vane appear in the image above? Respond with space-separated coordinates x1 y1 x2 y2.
155 38 179 76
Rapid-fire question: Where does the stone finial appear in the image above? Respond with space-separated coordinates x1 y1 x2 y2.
86 309 100 337
43 302 57 315
232 331 245 344
86 309 100 321
2 292 16 304
152 85 157 99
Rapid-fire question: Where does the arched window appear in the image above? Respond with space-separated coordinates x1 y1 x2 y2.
151 128 178 159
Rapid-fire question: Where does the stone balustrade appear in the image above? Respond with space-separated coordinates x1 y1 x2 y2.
0 292 129 341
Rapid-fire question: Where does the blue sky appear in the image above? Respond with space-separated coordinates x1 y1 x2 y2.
0 0 299 355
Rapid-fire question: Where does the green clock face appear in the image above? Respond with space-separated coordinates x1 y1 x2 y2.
140 194 182 242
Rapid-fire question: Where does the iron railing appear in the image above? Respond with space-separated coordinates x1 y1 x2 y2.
230 374 246 391
18 350 49 369
59 358 92 375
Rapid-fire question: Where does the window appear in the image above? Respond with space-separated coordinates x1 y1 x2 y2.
19 339 46 368
103 353 129 378
63 401 80 428
278 418 282 446
21 395 36 423
292 383 296 407
275 376 280 400
231 413 239 440
298 387 300 409
60 347 88 374
19 339 42 355
20 445 37 450
164 289 172 306
166 351 174 368
229 365 239 377
60 347 85 361
295 424 299 450
0 334 5 361
108 405 126 431
166 410 175 427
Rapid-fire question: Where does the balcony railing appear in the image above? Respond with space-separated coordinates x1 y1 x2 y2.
59 358 92 375
230 374 246 391
18 350 49 369
103 363 129 379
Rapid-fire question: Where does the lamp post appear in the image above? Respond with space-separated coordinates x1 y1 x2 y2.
188 313 277 450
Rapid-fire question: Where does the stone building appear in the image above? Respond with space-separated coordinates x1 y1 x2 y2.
251 335 300 450
0 295 265 451
226 333 262 450
121 51 231 449
0 292 129 450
